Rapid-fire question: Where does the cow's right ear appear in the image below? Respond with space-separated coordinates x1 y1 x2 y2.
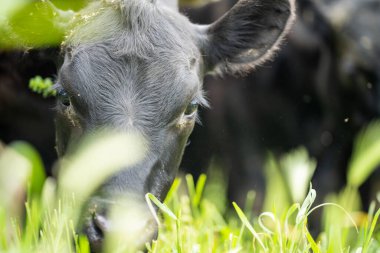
197 0 296 75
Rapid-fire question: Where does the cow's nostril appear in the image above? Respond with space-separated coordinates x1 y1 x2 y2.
84 213 110 253
93 213 110 234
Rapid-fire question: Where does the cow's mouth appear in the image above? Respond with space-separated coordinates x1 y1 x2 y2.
82 197 158 252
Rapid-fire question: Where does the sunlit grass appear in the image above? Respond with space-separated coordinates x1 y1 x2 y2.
0 121 380 252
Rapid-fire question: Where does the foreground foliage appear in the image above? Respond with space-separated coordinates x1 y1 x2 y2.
1 121 380 252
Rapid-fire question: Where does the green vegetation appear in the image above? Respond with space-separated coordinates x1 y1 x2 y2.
0 0 84 48
29 76 56 98
0 121 380 253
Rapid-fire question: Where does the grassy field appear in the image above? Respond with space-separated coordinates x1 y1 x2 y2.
1 121 380 253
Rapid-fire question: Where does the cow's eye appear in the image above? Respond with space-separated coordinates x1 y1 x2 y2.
184 99 198 116
58 88 70 106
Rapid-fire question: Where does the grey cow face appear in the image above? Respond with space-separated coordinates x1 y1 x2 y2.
55 0 295 251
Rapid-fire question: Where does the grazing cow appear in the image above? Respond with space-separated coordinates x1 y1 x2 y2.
54 0 295 250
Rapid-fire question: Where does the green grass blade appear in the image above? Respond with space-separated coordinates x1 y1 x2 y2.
258 212 276 235
146 193 177 221
164 177 181 204
285 203 300 234
309 203 358 233
296 185 316 225
194 174 207 208
304 222 320 253
232 202 266 251
176 208 182 253
347 120 380 187
77 235 90 253
363 208 380 252
186 174 196 202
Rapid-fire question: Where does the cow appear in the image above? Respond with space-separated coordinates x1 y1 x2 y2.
53 0 295 250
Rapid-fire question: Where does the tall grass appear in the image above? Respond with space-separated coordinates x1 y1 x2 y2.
0 121 380 252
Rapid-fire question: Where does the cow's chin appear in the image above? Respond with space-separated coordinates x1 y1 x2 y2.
82 195 158 252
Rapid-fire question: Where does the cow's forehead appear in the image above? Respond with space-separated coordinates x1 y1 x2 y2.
64 0 198 53
61 0 202 89
61 43 200 97
58 0 204 128
59 42 202 130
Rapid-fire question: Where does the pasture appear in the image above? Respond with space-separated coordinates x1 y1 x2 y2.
0 127 380 252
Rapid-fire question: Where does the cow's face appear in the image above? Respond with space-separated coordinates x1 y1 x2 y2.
55 0 295 251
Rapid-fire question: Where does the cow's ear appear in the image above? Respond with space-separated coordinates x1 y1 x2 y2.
199 0 296 75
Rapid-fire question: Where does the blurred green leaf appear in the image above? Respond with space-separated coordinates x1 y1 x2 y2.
10 141 46 198
58 131 147 202
50 0 88 11
263 152 291 214
280 147 316 203
347 120 380 187
0 142 33 218
76 235 90 253
322 186 361 251
203 158 228 213
29 76 57 98
0 0 28 18
9 2 66 46
264 148 316 214
1 0 76 48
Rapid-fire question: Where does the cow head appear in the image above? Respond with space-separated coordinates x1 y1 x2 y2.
55 0 295 251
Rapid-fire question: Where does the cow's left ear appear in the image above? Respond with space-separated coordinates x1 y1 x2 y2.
198 0 296 75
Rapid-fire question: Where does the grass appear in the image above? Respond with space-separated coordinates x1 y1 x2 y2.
1 121 380 252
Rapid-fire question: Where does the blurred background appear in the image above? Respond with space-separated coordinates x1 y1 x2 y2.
1 0 380 215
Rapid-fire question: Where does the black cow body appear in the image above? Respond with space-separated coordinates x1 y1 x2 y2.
181 0 380 206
